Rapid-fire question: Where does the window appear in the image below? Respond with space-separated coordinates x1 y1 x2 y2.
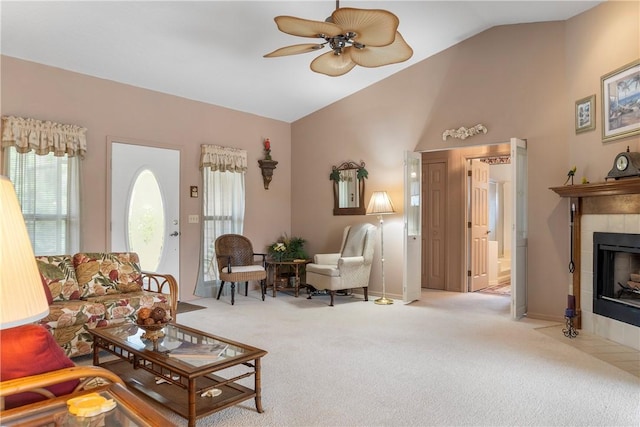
196 145 247 292
4 146 80 255
201 169 245 282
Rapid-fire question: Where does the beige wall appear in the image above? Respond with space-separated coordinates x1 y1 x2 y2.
1 1 637 320
0 57 292 302
292 1 639 320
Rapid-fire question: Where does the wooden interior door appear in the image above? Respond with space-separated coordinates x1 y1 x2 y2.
424 161 446 290
470 159 489 291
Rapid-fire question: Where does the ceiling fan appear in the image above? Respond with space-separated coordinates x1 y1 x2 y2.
263 1 413 77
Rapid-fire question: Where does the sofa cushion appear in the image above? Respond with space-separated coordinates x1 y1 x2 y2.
0 324 78 409
36 255 81 301
73 252 143 298
87 291 172 322
39 300 108 329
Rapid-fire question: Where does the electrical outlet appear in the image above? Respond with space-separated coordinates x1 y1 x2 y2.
188 215 199 224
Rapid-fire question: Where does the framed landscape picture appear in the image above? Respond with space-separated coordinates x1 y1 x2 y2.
575 94 595 134
601 59 640 142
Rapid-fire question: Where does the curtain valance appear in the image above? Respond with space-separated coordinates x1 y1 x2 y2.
200 145 247 173
1 116 87 159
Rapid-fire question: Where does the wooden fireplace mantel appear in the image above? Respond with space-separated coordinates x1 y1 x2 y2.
550 178 640 328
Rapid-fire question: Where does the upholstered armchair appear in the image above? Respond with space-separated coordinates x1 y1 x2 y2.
306 223 377 306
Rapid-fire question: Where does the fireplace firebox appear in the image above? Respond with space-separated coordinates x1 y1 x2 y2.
593 232 640 327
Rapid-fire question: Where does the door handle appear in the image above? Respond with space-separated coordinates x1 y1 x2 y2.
170 231 180 237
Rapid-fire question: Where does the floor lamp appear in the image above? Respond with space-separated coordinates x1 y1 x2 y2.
366 191 395 305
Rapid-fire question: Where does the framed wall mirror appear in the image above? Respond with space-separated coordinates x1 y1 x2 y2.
330 161 368 215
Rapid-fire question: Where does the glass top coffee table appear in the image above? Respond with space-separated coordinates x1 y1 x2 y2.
90 322 267 427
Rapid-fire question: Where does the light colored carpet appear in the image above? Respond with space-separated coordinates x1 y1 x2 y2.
80 290 640 426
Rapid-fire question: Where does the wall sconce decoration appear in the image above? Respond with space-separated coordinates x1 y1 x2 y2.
190 186 198 198
442 124 487 141
258 137 278 189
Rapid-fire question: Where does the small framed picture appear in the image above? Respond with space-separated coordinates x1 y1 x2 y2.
601 59 640 142
575 94 596 134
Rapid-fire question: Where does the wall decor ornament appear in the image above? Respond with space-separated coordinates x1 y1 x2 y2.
601 59 640 142
575 94 596 134
442 124 487 141
258 137 277 189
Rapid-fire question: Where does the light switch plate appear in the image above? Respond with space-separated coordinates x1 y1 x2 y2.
188 215 199 224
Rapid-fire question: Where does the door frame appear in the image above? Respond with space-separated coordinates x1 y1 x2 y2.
419 139 527 316
106 136 184 299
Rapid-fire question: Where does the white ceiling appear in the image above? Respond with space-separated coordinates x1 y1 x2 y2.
1 1 602 123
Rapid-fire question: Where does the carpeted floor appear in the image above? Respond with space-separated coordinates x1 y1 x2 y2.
78 290 639 426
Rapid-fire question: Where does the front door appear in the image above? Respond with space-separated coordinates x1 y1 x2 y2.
109 141 181 297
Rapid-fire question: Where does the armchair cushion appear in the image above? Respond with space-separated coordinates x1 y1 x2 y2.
342 226 368 257
313 253 341 265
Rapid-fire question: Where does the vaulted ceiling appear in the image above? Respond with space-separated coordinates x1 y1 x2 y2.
1 1 601 122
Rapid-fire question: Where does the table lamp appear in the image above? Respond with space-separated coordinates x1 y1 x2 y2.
366 191 396 305
0 175 49 330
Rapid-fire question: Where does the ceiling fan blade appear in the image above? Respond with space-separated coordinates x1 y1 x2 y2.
264 44 324 58
310 49 356 77
350 32 413 68
274 16 343 38
331 8 399 47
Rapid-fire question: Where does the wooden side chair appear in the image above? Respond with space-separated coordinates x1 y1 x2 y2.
214 234 267 305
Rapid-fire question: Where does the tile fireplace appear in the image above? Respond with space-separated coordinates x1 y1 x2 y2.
551 179 640 350
593 232 640 328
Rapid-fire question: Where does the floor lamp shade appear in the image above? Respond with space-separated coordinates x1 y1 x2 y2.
0 175 49 329
366 191 395 216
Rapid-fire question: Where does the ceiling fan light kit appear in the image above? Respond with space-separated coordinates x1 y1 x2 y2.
264 3 413 77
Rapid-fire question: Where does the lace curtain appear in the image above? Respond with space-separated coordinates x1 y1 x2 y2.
195 145 247 298
1 116 87 158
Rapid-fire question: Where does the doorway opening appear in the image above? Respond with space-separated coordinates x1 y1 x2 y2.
420 138 527 319
468 156 512 296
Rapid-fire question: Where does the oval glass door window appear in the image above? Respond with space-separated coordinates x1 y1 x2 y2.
127 169 165 271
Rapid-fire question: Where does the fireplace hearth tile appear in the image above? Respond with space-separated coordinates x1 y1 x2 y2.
536 325 640 378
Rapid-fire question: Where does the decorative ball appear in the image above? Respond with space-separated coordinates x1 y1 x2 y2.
151 307 167 322
138 308 152 320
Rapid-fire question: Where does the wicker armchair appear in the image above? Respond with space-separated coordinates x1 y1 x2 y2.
0 366 123 411
215 234 267 305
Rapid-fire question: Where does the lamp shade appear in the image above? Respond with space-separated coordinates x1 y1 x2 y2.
0 175 49 329
366 191 396 215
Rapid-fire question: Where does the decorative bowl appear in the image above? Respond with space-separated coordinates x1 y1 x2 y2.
137 322 167 332
138 322 168 349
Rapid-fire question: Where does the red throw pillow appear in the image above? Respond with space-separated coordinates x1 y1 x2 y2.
0 324 78 409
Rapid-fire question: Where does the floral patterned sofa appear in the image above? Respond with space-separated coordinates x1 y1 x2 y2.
35 252 177 358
